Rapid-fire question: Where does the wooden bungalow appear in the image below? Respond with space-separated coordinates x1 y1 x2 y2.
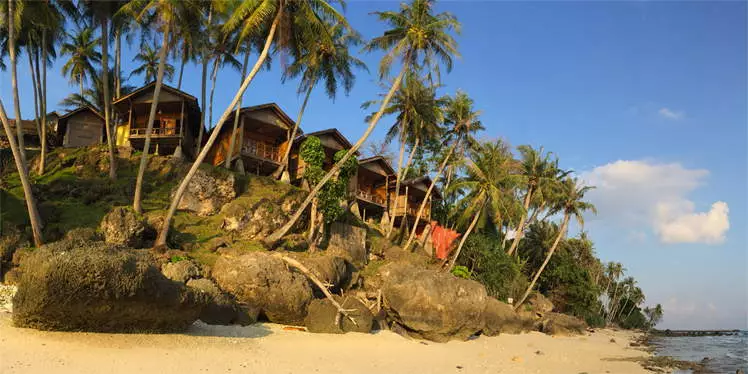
0 119 39 147
389 176 442 233
55 107 106 148
112 82 201 158
206 103 297 176
288 129 357 185
351 156 395 221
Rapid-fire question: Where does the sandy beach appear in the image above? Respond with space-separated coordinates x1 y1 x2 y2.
0 313 651 374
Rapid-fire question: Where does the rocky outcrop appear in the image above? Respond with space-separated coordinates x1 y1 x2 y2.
525 292 554 316
211 251 313 325
328 223 367 266
305 296 373 334
537 312 586 336
12 240 207 332
176 167 237 216
222 197 304 241
296 255 351 295
482 297 532 336
186 278 256 326
161 260 201 284
100 206 147 248
380 263 487 342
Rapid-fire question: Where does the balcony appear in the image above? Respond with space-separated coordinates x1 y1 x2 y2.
242 139 281 163
356 189 386 206
130 127 180 137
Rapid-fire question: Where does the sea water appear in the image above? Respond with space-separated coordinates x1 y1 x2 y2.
649 331 747 373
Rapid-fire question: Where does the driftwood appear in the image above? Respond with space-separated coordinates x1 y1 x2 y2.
275 254 358 327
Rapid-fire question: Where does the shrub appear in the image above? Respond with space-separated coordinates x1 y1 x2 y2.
451 265 471 279
457 232 524 301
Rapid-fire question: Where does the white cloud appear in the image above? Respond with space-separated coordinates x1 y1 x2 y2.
582 160 729 245
658 107 684 120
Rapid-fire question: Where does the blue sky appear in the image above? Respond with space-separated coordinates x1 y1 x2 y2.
2 1 746 329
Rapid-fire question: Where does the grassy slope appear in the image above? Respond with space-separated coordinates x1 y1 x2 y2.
0 146 290 266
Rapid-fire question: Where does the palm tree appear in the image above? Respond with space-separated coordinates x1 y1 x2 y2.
362 72 443 237
129 43 175 84
446 140 518 271
1 0 42 246
60 27 101 98
614 276 636 322
156 0 350 247
119 0 200 214
207 33 242 137
272 22 367 179
404 90 484 250
515 177 596 310
598 261 616 314
60 69 134 112
264 0 460 246
606 262 625 322
506 146 563 256
625 286 645 320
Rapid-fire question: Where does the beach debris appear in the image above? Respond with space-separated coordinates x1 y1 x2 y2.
535 350 544 355
610 338 616 343
511 356 523 363
282 326 306 331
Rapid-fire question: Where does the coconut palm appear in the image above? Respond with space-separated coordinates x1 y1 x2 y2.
272 22 367 179
515 177 596 310
60 27 101 98
606 262 625 322
446 140 518 271
1 0 43 246
207 33 242 135
60 69 134 112
625 286 646 320
506 146 564 256
264 0 460 246
614 276 636 322
129 42 175 84
404 90 484 250
156 0 350 247
119 0 201 214
362 72 443 237
598 261 616 314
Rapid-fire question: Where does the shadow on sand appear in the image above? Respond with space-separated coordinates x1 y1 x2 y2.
186 321 274 339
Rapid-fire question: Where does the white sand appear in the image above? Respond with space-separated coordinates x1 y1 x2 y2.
0 313 650 374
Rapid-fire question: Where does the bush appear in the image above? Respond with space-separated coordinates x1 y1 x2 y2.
456 232 524 301
451 265 471 279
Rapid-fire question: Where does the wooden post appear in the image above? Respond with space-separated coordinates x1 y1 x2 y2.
179 99 185 146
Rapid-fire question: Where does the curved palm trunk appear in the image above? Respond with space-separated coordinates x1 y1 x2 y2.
625 300 638 320
599 277 612 314
133 25 170 214
608 281 620 323
386 135 407 238
404 139 455 250
263 63 410 247
101 18 117 180
196 60 208 154
0 100 43 246
515 213 570 310
400 136 420 184
446 199 485 272
507 186 534 256
208 57 220 132
273 79 314 180
40 31 48 175
28 51 42 144
156 8 283 247
225 46 251 169
177 56 185 90
8 0 26 167
115 31 121 98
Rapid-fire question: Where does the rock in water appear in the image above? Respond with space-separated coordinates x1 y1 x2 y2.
176 167 237 216
161 260 201 284
482 297 532 336
305 296 373 334
100 206 147 247
380 263 487 342
186 278 257 325
212 251 313 325
12 241 207 332
537 312 586 336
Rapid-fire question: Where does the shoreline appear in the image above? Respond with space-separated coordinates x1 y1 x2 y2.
0 313 653 374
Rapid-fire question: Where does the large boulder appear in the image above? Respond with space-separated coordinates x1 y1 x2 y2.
161 260 201 284
305 296 373 334
222 197 304 241
176 167 237 216
537 312 586 336
525 292 554 316
12 240 207 332
380 263 487 342
482 297 532 336
100 206 147 247
186 278 256 325
295 255 351 295
328 223 367 266
212 251 313 325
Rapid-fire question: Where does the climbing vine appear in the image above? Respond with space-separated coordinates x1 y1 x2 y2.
299 137 358 224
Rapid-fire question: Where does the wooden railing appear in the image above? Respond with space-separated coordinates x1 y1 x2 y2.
130 127 179 137
391 203 430 219
242 138 280 163
356 189 386 206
